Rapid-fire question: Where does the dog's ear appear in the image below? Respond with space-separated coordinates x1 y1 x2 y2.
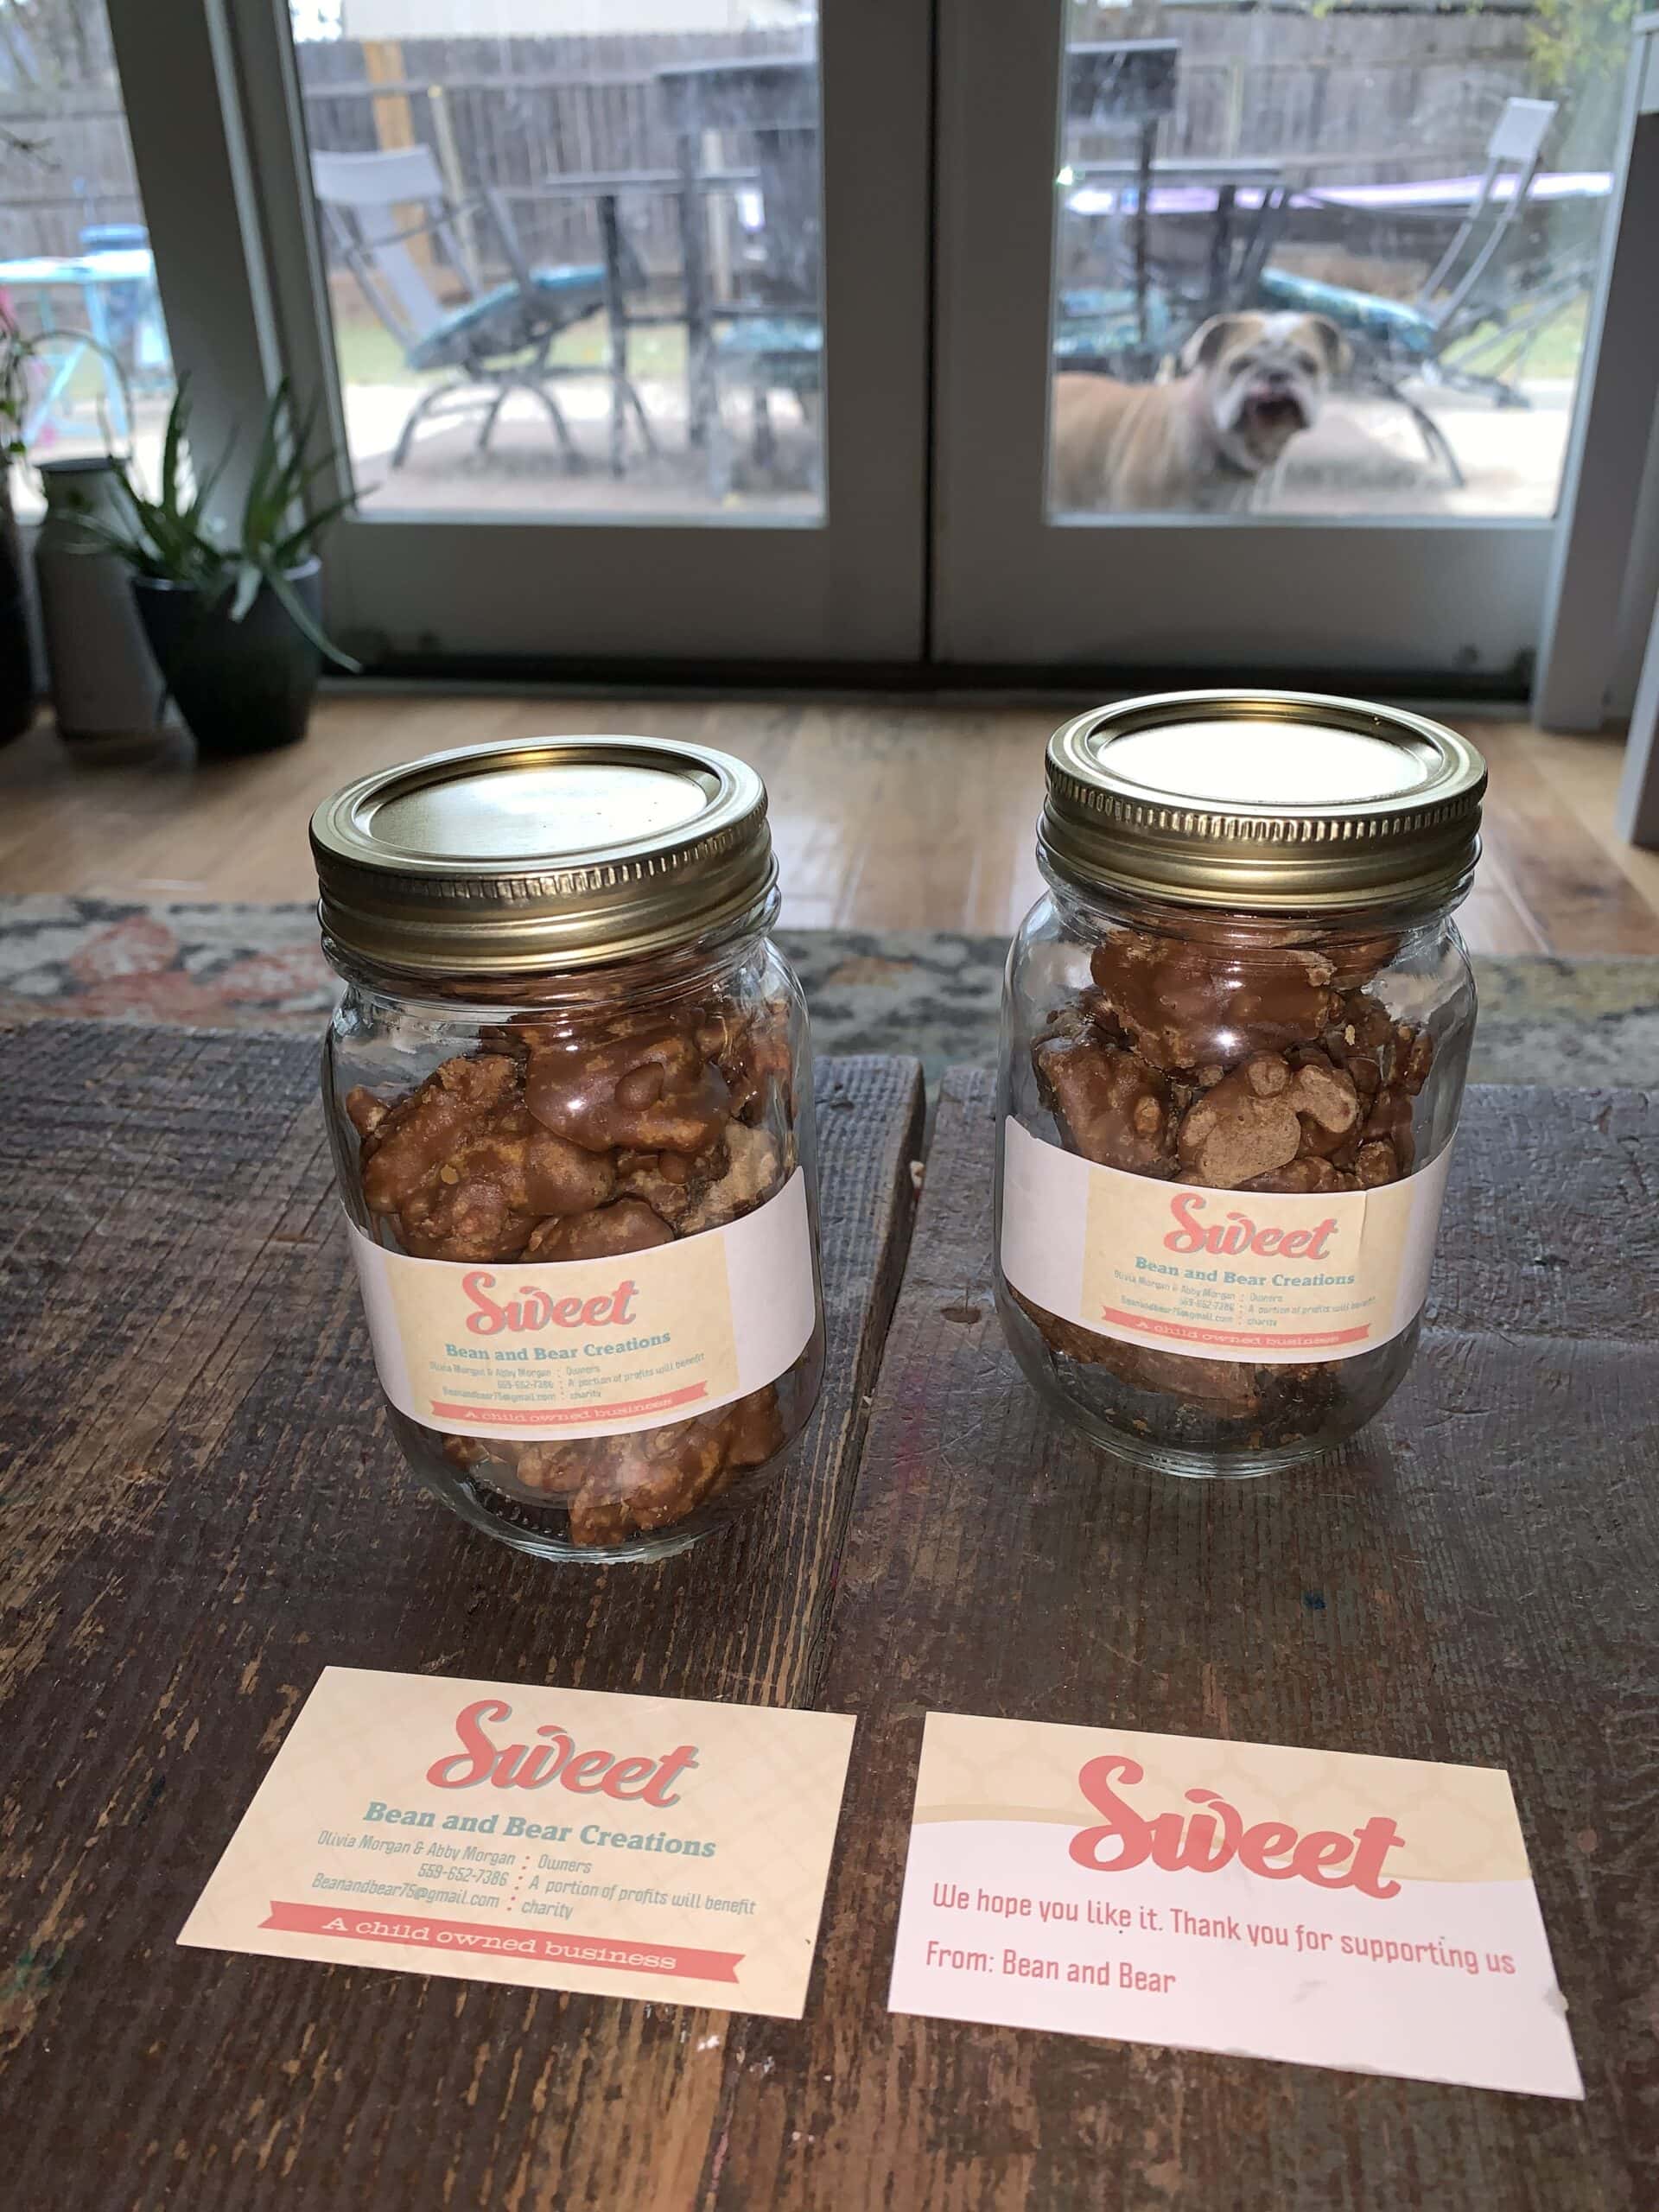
1179 314 1256 376
1302 315 1352 378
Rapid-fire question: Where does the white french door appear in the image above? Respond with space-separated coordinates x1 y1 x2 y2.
929 0 1630 689
98 2 1638 688
109 0 930 671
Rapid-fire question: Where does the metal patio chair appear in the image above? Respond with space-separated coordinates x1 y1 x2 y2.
1255 96 1568 486
657 58 823 493
312 145 655 474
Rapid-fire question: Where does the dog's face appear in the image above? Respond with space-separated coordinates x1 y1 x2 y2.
1179 312 1350 469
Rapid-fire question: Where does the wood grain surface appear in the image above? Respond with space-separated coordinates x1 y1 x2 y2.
4 1032 1656 2209
702 1071 1657 2212
0 1023 924 2212
3 694 1655 953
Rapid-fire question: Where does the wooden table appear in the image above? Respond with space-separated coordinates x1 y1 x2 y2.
2 1023 1654 2209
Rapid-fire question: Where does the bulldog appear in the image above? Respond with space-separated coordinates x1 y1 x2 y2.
1049 311 1350 514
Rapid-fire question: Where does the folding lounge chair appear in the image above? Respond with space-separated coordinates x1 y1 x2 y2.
1255 97 1569 486
312 146 655 474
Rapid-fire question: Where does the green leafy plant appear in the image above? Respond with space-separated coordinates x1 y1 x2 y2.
83 378 360 669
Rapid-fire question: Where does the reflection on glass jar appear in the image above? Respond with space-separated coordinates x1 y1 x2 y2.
996 692 1484 1478
313 737 824 1561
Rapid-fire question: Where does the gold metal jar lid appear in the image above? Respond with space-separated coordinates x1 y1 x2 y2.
311 735 776 977
1041 690 1486 915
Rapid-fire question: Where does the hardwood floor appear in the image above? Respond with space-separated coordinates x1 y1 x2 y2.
2 694 1656 955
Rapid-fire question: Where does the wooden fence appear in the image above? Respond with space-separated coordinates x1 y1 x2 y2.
0 11 1574 273
296 26 803 275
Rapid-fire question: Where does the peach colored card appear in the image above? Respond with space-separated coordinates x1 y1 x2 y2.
180 1667 855 2018
889 1713 1583 2098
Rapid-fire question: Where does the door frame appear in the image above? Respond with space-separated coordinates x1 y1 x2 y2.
115 0 935 672
928 0 1567 691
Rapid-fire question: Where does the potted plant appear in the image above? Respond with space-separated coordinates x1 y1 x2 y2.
86 379 359 757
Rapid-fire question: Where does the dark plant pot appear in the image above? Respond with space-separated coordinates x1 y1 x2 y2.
0 480 38 744
134 557 323 759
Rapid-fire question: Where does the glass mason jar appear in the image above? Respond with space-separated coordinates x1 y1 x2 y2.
311 736 825 1561
996 692 1484 1478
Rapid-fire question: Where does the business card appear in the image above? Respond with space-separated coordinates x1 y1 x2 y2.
888 1713 1582 2099
180 1667 855 2018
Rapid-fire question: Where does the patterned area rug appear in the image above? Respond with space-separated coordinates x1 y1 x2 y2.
3 897 1659 1086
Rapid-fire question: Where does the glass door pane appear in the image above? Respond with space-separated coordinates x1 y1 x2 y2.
0 0 175 519
1048 9 1617 524
295 3 824 524
931 0 1630 684
207 0 927 665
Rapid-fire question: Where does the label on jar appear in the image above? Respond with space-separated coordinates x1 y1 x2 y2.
1001 1120 1453 1364
346 1169 816 1440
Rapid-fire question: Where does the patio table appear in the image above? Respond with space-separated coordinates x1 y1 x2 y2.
655 56 819 449
1067 171 1615 221
2 1021 1655 2208
1065 156 1287 319
0 245 167 445
529 160 766 467
1300 170 1612 214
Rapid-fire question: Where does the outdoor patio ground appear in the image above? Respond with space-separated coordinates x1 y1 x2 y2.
22 370 1570 528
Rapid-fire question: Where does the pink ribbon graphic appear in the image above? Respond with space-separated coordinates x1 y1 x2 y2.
1099 1308 1370 1351
261 1901 741 1981
429 1382 709 1426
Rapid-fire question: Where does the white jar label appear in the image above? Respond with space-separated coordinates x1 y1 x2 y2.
346 1169 817 1440
1001 1120 1453 1365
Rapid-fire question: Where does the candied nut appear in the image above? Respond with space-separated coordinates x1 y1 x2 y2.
448 1128 616 1219
1283 1047 1361 1159
1013 1292 1256 1415
679 1123 783 1232
361 1054 521 1211
1353 1140 1399 1187
1326 935 1400 990
1399 1024 1434 1096
1090 934 1338 1071
1034 1032 1176 1175
1243 1155 1355 1194
1363 1087 1416 1173
616 1139 727 1230
1322 992 1391 1096
604 1414 738 1534
698 1001 794 1120
524 1199 676 1262
567 1487 636 1549
1177 1052 1301 1186
509 1439 589 1498
448 1372 793 1542
565 1387 786 1546
525 1025 731 1154
400 1177 532 1262
1013 1291 1260 1414
724 1382 788 1467
1109 1341 1262 1415
346 1087 390 1140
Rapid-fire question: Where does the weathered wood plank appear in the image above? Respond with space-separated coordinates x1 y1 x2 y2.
708 1073 1658 2211
0 1023 925 2212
